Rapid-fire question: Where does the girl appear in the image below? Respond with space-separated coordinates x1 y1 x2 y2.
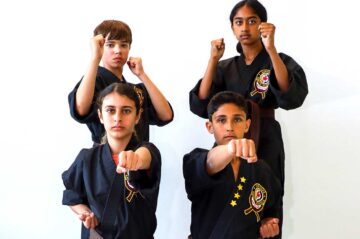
189 1 308 237
62 83 161 239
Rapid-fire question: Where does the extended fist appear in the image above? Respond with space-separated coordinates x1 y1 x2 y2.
227 138 257 163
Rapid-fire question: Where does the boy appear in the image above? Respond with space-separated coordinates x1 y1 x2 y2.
68 20 173 144
183 91 281 239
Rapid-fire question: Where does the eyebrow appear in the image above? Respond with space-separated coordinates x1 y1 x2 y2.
233 16 258 21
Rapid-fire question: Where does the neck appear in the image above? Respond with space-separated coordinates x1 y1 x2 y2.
107 134 132 155
106 66 123 81
231 157 241 181
241 42 263 64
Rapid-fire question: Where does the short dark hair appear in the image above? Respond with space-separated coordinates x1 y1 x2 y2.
94 20 132 44
96 83 141 114
207 91 248 121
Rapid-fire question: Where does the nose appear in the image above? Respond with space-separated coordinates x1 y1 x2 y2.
114 112 122 122
225 121 234 131
114 44 120 54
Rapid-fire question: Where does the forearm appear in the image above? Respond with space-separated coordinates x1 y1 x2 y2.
198 58 218 99
75 59 99 116
268 48 289 92
135 146 152 170
70 204 92 215
138 72 173 121
206 145 232 175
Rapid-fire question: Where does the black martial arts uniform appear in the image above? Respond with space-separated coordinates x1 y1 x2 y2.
189 48 308 191
183 147 281 239
69 66 173 144
62 136 161 239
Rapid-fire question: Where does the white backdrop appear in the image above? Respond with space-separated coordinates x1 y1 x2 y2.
0 0 359 238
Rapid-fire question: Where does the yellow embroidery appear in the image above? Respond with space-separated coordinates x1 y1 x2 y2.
237 184 243 191
230 200 237 207
240 177 246 183
124 172 139 203
234 193 240 199
250 69 270 99
244 183 268 222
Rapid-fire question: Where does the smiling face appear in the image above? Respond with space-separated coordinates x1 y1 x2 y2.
231 5 262 47
206 103 250 146
98 92 140 142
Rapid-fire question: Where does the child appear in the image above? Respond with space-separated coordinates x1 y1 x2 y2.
69 20 173 144
183 91 281 239
62 83 161 238
189 1 308 235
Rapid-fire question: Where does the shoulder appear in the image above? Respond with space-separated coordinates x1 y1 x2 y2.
184 148 209 158
218 56 240 68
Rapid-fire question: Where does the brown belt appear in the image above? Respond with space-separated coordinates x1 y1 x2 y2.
245 101 275 148
259 107 275 118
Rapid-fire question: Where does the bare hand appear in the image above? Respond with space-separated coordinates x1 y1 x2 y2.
210 38 225 61
78 211 99 229
91 34 106 61
227 138 257 163
259 217 279 238
117 150 143 173
258 23 276 52
127 57 145 78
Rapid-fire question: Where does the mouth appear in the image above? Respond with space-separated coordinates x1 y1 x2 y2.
239 34 251 40
112 125 125 131
224 135 236 140
113 57 123 63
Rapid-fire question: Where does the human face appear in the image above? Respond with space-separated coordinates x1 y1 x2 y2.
102 38 130 71
206 103 250 146
98 92 139 142
231 5 261 46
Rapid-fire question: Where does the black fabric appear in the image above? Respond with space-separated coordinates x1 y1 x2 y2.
68 66 173 144
189 48 308 191
183 147 282 239
62 136 161 239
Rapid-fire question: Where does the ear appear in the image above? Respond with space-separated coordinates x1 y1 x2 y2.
244 119 251 133
206 120 214 134
98 109 104 124
134 109 142 125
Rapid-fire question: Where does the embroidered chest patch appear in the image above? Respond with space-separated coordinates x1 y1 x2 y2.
124 172 140 203
244 183 268 222
250 69 270 100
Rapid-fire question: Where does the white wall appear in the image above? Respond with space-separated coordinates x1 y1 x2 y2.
0 0 359 238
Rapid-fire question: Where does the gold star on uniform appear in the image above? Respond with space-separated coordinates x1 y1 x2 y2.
237 184 243 191
234 192 240 199
240 177 246 183
230 200 237 207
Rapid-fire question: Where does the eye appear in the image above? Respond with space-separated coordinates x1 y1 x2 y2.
122 108 132 114
120 43 130 48
234 117 242 123
105 108 115 113
105 43 114 48
234 20 243 26
248 18 257 25
216 117 226 124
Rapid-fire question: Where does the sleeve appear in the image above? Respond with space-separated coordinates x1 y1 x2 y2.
68 77 99 124
189 68 226 118
129 142 161 196
137 83 174 126
269 53 308 110
62 149 88 206
259 161 282 219
183 148 227 200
